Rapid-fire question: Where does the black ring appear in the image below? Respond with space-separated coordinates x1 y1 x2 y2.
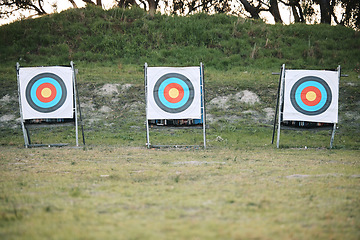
153 73 194 113
290 76 332 116
25 73 67 113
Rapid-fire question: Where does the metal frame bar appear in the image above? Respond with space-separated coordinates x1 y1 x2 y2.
200 62 207 149
145 63 206 149
271 67 283 145
71 61 86 146
276 64 341 149
70 61 79 146
17 62 84 148
329 65 341 149
75 66 86 146
330 123 336 149
276 64 285 148
17 62 30 148
144 63 151 148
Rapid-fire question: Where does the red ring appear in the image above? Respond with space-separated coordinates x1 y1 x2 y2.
301 86 321 106
164 83 184 103
36 83 57 103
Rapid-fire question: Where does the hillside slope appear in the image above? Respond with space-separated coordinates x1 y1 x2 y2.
1 6 359 70
0 6 359 148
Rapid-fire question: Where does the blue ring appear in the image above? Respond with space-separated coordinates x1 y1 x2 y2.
30 77 63 108
289 76 332 116
25 73 67 113
294 81 327 112
158 78 190 109
153 73 195 114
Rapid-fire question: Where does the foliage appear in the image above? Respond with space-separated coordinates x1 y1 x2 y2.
1 0 360 30
338 0 360 29
0 6 359 71
0 0 47 18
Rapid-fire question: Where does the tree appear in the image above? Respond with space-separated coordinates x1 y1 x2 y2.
68 0 78 8
334 0 360 29
116 0 159 17
237 0 262 19
235 0 283 23
284 0 359 27
170 0 230 15
81 0 102 6
315 0 332 23
1 0 359 30
269 0 283 22
148 0 159 17
117 0 138 9
0 0 47 18
279 0 305 23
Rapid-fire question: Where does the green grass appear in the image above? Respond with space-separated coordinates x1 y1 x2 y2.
0 146 359 239
0 8 359 146
0 62 359 150
1 6 359 71
0 9 359 238
1 63 358 150
1 122 359 150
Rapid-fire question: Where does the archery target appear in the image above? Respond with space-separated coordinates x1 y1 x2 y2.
19 67 74 120
147 67 201 120
290 76 332 115
25 73 67 113
154 73 195 113
283 70 339 123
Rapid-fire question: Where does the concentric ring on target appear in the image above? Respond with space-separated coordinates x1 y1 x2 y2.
290 76 332 116
25 73 67 113
153 73 194 113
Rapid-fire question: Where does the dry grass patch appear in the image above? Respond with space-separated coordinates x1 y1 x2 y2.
0 146 359 239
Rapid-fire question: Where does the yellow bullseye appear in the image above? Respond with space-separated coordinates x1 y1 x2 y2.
169 88 179 98
306 91 317 102
41 88 52 98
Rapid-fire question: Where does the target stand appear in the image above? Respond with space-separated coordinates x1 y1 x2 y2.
272 64 343 149
16 62 85 148
144 63 206 149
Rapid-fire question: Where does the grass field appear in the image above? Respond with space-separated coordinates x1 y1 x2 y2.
1 6 360 239
1 62 359 239
0 146 359 239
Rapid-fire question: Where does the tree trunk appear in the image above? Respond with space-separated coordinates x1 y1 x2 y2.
318 0 331 24
238 0 261 19
68 0 78 8
117 0 139 8
148 0 158 18
82 0 95 5
269 0 283 23
96 0 102 6
295 1 305 22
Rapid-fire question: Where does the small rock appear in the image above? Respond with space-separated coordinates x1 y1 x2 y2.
121 84 132 91
209 96 230 109
216 136 224 142
234 90 260 105
99 83 120 95
99 106 112 113
0 114 16 122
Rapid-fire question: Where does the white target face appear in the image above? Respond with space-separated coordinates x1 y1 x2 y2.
147 67 202 120
283 70 339 123
19 67 74 120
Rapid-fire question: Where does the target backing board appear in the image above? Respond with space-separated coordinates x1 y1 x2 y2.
283 70 339 123
19 67 74 120
146 67 202 120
